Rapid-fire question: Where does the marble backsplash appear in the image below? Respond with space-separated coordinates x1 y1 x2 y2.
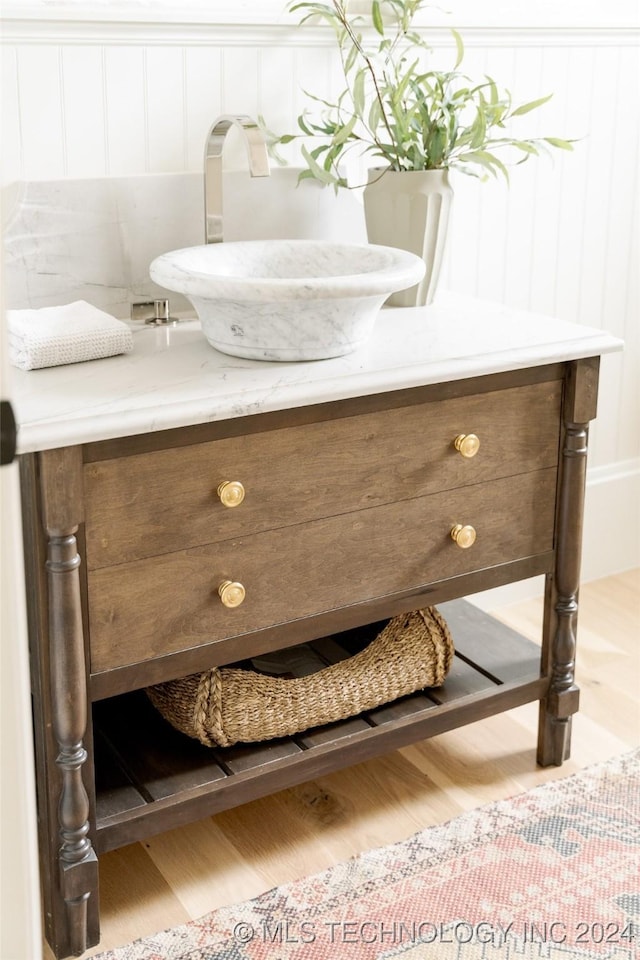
2 169 367 319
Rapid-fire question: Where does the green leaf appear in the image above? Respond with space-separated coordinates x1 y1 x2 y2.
368 97 382 133
486 76 499 105
544 137 574 151
296 168 319 185
265 142 288 166
301 144 337 184
309 143 331 158
372 0 385 36
289 2 335 17
512 140 539 155
469 107 486 149
352 68 366 117
511 93 553 117
297 114 314 136
296 9 338 27
301 88 340 110
458 149 509 181
278 134 296 144
451 28 464 69
344 41 358 74
332 112 358 144
427 126 447 167
391 59 420 106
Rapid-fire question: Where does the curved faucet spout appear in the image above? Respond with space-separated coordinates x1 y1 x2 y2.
204 114 270 244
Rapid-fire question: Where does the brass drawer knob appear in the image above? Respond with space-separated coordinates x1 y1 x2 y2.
454 433 480 458
218 580 246 608
217 480 245 508
450 524 477 549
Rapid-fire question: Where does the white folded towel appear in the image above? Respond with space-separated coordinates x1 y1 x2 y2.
7 300 134 371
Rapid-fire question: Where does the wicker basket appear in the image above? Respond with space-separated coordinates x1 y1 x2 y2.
146 606 454 748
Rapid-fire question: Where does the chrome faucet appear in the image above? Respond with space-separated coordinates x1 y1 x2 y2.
204 115 270 243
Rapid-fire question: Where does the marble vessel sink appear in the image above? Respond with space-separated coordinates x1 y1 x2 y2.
149 239 425 361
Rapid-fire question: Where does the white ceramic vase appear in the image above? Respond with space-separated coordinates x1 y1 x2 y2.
363 168 453 307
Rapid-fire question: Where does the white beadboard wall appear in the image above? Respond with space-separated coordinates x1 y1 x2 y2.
1 4 638 584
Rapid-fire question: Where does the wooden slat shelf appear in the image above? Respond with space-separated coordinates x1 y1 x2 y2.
93 601 545 853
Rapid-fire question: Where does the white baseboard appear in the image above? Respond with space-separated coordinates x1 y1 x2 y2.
469 458 640 612
581 458 640 581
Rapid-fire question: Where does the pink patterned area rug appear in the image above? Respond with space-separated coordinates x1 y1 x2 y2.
95 750 640 960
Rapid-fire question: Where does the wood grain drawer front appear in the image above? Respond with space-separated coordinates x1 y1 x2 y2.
88 468 556 673
84 380 561 570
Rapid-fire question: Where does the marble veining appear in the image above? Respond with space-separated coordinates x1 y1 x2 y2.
11 292 622 454
2 175 202 316
2 170 366 316
150 240 426 361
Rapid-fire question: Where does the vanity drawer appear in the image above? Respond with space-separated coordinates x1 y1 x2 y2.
84 379 561 569
88 467 556 673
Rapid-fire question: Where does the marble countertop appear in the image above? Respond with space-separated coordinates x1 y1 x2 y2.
11 292 623 453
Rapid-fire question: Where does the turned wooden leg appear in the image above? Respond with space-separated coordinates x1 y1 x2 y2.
538 358 599 767
47 528 98 955
21 449 99 958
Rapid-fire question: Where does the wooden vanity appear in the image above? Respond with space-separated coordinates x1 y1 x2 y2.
13 296 620 958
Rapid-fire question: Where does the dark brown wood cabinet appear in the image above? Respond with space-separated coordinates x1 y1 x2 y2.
20 358 600 959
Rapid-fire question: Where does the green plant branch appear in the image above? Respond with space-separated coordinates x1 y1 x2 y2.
268 0 574 187
330 1 399 166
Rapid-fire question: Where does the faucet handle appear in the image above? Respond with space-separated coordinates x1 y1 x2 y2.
131 299 178 325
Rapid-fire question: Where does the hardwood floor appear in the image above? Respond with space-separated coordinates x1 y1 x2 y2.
60 569 638 958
